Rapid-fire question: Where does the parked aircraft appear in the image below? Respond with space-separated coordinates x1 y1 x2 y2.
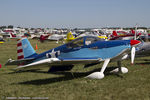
110 30 150 60
110 30 141 40
39 34 50 42
48 34 65 40
6 36 141 79
64 32 77 42
39 33 66 43
65 32 107 42
3 33 27 39
135 36 150 56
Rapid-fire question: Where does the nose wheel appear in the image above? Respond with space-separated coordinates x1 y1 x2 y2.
110 61 128 74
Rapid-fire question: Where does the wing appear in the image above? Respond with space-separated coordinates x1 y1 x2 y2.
15 58 102 69
8 48 130 70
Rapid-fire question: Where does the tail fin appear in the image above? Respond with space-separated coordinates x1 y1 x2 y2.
17 38 37 60
112 31 118 36
131 30 135 34
40 34 50 42
40 35 45 42
66 32 75 41
10 33 16 37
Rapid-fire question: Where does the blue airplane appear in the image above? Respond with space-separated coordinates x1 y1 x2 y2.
6 36 141 79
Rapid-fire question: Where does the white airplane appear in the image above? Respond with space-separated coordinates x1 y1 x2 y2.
48 34 66 43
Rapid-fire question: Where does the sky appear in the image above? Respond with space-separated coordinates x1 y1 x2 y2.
0 0 150 28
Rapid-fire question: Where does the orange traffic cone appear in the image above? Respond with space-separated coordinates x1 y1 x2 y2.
35 44 38 50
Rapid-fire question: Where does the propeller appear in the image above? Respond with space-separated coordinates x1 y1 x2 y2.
131 46 136 64
130 39 141 64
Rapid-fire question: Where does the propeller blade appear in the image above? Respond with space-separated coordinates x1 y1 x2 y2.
131 47 136 64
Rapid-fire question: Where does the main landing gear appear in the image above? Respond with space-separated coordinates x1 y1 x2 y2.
86 60 128 79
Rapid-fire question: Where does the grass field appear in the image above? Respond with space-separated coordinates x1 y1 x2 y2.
0 39 150 100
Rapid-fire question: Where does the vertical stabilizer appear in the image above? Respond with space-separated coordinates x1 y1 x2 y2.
112 31 118 36
10 33 16 37
131 30 135 34
17 38 37 60
66 32 75 41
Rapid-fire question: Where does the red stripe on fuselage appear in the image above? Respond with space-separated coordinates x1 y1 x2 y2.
17 49 23 53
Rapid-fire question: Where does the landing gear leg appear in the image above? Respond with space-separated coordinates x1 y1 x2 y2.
86 59 110 79
117 61 122 73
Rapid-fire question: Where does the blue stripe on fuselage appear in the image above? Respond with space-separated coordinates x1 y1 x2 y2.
58 45 131 60
32 39 131 61
90 40 131 49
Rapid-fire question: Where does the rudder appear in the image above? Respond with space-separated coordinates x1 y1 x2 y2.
112 31 118 37
17 38 37 60
66 32 75 41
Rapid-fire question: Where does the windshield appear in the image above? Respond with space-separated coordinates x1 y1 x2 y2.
67 37 84 48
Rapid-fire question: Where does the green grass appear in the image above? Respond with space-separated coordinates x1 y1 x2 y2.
0 39 150 100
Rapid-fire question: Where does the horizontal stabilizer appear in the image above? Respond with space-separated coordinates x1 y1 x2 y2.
5 58 34 65
15 58 60 69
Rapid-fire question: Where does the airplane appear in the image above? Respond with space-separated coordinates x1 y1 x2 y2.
110 30 141 40
48 34 65 41
10 33 17 38
39 34 66 43
47 34 66 43
140 34 150 42
2 32 27 39
5 36 141 79
136 41 150 56
10 33 28 39
110 30 150 58
39 34 50 42
64 31 107 42
64 32 77 42
135 36 150 56
78 32 108 40
110 30 150 61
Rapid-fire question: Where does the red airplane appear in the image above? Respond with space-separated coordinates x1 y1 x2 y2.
110 30 142 40
39 34 50 42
